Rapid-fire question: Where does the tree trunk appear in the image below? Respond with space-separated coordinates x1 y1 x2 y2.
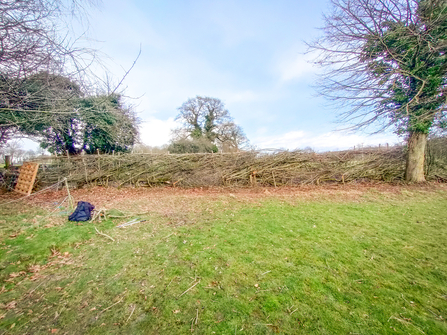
405 131 427 182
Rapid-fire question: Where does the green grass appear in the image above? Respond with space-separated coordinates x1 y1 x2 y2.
0 188 446 334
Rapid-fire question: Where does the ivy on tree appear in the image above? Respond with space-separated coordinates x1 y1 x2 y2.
10 72 138 155
0 0 98 148
310 0 447 182
170 96 248 153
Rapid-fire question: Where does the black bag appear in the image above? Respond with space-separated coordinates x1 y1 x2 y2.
68 201 95 222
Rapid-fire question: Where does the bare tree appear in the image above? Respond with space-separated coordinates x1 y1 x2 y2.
215 121 249 152
173 96 249 152
0 0 98 147
175 96 232 139
1 139 23 163
309 0 447 182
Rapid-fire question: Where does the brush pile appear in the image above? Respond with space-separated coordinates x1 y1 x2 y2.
30 139 447 188
0 168 19 191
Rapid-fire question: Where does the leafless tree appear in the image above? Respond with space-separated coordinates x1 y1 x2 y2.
215 121 249 152
0 139 26 163
173 96 249 152
309 0 447 182
0 0 99 147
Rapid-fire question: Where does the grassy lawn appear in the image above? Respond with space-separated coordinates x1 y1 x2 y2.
0 186 446 334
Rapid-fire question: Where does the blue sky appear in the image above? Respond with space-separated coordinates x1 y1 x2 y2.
62 0 401 151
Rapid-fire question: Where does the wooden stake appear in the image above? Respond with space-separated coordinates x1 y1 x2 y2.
82 158 88 184
4 155 10 169
64 178 74 210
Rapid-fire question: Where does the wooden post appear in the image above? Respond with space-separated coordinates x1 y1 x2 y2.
4 155 10 169
83 158 88 184
251 171 257 187
65 178 74 210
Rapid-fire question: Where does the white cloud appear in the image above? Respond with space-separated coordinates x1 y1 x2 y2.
139 117 179 147
254 130 401 152
277 53 317 83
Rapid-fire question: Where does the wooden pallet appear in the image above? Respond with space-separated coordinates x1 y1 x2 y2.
15 162 39 196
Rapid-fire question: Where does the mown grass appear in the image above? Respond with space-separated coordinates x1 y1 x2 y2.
0 188 446 334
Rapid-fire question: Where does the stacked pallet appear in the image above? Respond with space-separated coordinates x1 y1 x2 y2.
14 162 39 195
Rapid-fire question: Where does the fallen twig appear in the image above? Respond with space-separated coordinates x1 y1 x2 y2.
117 219 147 228
90 209 107 222
388 315 426 334
165 277 176 290
95 227 115 242
96 297 124 320
125 304 136 324
190 309 199 332
109 212 150 219
178 280 200 298
27 281 45 297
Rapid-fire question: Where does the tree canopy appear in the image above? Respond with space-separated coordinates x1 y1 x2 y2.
171 96 248 153
0 0 98 148
310 0 447 181
0 72 138 155
0 1 140 154
78 94 138 155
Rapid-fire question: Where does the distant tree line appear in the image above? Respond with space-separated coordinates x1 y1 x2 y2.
0 140 44 164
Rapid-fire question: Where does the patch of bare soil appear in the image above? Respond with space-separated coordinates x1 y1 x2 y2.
1 182 446 215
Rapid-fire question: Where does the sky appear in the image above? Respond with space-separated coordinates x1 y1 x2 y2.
24 0 402 152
